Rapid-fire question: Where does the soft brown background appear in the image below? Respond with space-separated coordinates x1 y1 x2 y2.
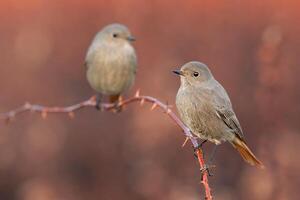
0 1 299 199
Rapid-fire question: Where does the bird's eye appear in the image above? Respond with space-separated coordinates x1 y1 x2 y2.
113 33 118 38
193 72 199 77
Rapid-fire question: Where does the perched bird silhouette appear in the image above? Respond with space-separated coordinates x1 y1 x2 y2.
173 61 264 168
85 23 137 110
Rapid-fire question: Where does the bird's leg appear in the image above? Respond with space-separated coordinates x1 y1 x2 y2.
181 137 190 147
200 145 217 178
200 164 215 179
95 93 103 110
207 145 217 164
193 140 216 178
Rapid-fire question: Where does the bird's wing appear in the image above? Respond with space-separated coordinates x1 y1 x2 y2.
216 108 244 138
211 81 244 138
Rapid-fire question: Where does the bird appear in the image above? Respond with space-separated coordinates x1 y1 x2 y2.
85 23 137 110
173 61 264 168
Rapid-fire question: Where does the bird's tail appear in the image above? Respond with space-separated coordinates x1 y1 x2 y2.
231 136 265 169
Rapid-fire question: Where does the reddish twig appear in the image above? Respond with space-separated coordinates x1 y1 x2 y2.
0 91 212 199
196 149 212 200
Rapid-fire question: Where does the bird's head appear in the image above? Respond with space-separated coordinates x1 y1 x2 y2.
173 61 213 86
98 23 135 44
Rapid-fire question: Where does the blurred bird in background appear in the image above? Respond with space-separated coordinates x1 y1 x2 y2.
85 23 137 110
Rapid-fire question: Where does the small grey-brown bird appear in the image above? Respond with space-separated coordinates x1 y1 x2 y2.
173 61 264 168
85 23 137 109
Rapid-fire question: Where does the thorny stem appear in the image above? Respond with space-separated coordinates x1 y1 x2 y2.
0 91 213 200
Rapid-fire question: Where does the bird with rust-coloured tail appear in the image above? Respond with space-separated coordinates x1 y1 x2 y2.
173 61 264 168
85 23 137 110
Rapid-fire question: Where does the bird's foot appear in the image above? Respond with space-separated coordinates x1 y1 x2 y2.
112 102 123 113
109 95 123 113
200 164 216 180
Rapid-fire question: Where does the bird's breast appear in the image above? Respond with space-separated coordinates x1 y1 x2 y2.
86 42 137 95
176 87 226 143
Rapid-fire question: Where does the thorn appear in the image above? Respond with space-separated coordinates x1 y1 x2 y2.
135 89 140 97
41 111 47 119
182 137 189 147
140 98 145 106
150 103 157 111
164 101 173 114
166 108 172 114
8 112 15 118
118 95 123 103
162 102 170 114
24 102 31 109
68 112 75 119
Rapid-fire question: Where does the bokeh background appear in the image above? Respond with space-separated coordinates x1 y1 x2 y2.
0 0 299 199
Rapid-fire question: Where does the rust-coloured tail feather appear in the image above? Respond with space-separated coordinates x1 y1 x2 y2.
109 94 120 104
231 137 265 169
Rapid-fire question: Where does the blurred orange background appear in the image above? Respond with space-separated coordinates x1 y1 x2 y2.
0 0 299 199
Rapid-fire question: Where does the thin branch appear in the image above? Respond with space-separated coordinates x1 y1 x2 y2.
196 149 212 200
0 91 212 199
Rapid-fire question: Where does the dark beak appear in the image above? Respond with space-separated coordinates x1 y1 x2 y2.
127 36 136 41
172 69 184 76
